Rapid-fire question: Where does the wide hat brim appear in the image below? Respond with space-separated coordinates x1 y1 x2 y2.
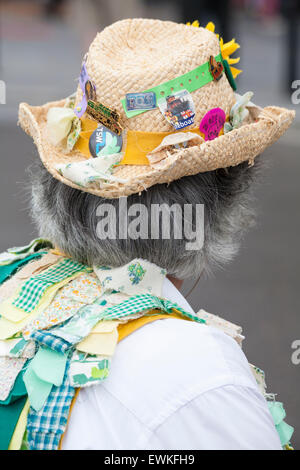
19 98 295 199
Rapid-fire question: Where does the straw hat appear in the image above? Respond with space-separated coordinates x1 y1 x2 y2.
18 18 295 199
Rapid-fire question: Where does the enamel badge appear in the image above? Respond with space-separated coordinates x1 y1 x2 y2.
86 100 123 135
209 55 224 81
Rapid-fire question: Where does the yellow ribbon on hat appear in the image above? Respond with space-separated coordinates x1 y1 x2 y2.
75 118 206 165
120 128 204 165
73 117 99 159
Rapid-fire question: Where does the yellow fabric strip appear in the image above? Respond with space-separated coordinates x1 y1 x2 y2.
74 118 98 158
80 118 99 132
8 399 29 450
117 312 185 340
121 128 203 165
76 328 119 356
92 320 119 333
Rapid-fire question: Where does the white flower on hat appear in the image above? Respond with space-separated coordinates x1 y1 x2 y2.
46 107 76 146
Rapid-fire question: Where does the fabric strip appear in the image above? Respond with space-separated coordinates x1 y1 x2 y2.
12 258 89 313
0 252 46 287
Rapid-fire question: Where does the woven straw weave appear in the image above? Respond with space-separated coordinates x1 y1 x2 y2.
18 18 295 198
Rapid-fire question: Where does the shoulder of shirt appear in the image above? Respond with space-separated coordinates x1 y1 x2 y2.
78 279 258 432
95 314 258 431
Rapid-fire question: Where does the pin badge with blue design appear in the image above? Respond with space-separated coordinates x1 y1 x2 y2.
89 124 123 158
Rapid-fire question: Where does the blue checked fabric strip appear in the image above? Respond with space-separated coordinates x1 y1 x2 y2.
26 362 75 450
30 330 70 355
12 258 90 313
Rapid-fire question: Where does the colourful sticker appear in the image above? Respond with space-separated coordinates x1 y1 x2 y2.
89 124 123 158
126 92 156 111
158 89 195 130
199 108 226 141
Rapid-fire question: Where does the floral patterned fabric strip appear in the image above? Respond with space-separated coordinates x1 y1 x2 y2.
22 272 101 338
55 153 126 188
0 356 27 401
68 352 110 388
94 258 167 297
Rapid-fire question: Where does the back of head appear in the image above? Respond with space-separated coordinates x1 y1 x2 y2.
30 158 258 279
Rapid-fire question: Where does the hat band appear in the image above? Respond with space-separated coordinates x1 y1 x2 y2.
74 118 227 165
120 52 223 118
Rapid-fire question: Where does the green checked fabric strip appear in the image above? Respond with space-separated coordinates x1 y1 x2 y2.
101 293 206 324
121 53 223 118
12 258 90 313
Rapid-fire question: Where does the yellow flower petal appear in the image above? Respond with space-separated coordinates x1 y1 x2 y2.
227 57 240 65
230 67 242 79
186 20 199 27
194 19 242 79
221 39 240 58
205 21 215 32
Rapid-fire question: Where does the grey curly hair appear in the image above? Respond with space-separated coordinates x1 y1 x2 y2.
29 158 259 279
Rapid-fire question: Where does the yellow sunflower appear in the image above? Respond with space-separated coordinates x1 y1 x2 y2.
187 20 242 79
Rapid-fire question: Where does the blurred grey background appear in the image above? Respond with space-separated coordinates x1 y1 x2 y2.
0 0 299 449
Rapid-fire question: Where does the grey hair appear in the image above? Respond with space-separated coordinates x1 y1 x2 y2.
29 158 259 279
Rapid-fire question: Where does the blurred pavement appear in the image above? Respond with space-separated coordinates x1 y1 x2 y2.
0 3 299 448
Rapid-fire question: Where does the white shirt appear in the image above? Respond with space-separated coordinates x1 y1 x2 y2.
62 278 281 450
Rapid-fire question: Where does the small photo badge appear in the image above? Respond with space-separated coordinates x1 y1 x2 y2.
126 92 156 111
89 124 123 158
158 89 195 130
74 63 96 118
199 108 226 141
85 80 96 101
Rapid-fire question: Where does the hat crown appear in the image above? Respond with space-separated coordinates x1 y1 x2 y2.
77 18 236 132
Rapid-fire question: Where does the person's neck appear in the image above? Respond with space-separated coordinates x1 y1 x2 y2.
167 275 183 291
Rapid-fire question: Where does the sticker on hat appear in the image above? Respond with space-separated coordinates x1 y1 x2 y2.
89 124 123 158
158 89 195 130
199 108 226 141
126 92 156 111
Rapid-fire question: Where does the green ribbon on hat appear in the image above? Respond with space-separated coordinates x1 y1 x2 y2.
121 52 223 118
